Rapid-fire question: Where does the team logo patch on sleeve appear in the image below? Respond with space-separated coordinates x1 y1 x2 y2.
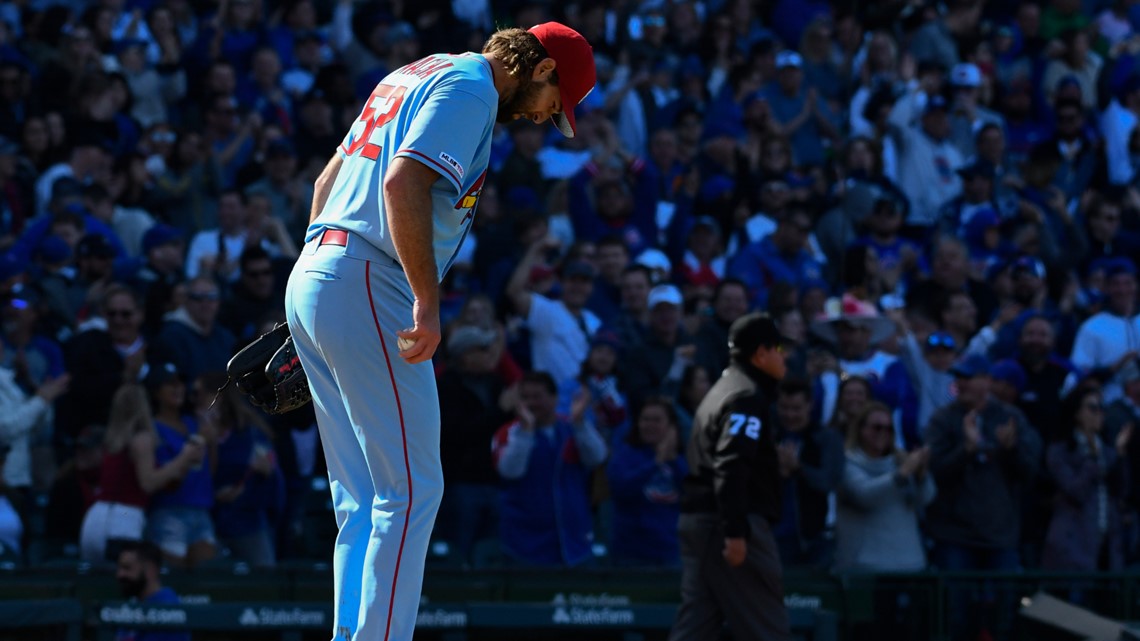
439 152 464 179
456 170 487 212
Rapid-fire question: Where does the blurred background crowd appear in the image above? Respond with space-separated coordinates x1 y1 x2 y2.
3 0 1140 608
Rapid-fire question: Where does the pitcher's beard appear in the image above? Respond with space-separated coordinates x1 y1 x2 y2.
497 77 552 123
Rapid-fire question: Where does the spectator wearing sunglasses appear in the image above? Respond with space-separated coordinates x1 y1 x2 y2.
218 245 282 344
835 401 934 572
150 277 235 385
57 286 148 449
836 401 935 641
889 308 960 437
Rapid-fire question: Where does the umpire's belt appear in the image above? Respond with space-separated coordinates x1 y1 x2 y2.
318 229 348 247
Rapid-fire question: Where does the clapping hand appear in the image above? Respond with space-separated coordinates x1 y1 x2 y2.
963 411 982 452
517 402 536 432
569 387 593 425
915 446 931 477
215 483 245 503
674 344 697 365
996 417 1017 450
898 446 930 478
806 349 839 378
35 374 70 403
1118 423 1134 455
777 442 800 478
655 428 678 464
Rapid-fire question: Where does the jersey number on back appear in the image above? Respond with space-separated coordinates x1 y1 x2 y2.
727 413 762 440
341 84 408 160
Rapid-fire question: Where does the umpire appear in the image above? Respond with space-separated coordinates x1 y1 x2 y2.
669 312 790 641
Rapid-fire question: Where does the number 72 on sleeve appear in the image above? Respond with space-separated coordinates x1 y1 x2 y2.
727 413 762 440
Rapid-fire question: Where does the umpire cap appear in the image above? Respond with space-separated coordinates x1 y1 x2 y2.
728 313 782 363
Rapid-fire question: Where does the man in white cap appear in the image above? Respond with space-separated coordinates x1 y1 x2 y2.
763 50 839 167
626 284 696 409
947 62 1004 158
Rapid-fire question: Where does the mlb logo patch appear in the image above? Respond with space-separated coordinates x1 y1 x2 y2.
439 152 464 179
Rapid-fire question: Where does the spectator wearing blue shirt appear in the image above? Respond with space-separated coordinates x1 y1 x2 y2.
998 77 1052 164
202 94 256 189
244 47 293 135
557 330 630 445
152 277 236 386
763 51 839 168
937 160 1004 235
264 0 321 71
729 207 824 308
584 236 629 327
114 540 191 641
201 372 284 568
2 287 64 383
961 209 1015 277
607 397 687 567
190 0 264 75
12 203 128 269
492 372 608 567
851 196 924 292
145 362 214 569
568 165 655 257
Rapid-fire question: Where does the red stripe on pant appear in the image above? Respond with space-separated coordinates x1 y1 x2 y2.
364 259 414 641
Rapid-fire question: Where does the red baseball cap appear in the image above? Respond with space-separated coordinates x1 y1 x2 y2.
528 22 596 138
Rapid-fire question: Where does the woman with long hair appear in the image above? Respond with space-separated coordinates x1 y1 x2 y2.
1042 386 1130 571
606 397 687 566
144 363 217 569
21 116 64 173
835 402 934 571
829 375 874 435
558 331 629 444
836 402 935 641
78 384 203 563
196 371 284 568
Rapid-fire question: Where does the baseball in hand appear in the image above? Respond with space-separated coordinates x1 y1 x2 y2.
398 337 417 352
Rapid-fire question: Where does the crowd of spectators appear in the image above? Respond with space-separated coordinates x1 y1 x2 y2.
5 0 1140 615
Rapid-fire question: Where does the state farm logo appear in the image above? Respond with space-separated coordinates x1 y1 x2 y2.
239 607 325 626
549 593 634 626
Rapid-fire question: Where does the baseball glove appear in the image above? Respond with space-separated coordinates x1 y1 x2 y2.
224 322 312 414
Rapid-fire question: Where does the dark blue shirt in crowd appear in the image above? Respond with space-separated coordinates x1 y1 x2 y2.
728 236 825 307
212 425 285 540
607 442 687 566
152 417 213 511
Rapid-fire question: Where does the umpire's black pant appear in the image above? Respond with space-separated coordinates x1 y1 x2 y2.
669 513 791 641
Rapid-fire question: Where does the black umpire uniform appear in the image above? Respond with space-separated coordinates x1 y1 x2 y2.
669 313 790 641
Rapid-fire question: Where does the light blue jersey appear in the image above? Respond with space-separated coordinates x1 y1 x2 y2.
309 52 496 280
286 23 598 641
